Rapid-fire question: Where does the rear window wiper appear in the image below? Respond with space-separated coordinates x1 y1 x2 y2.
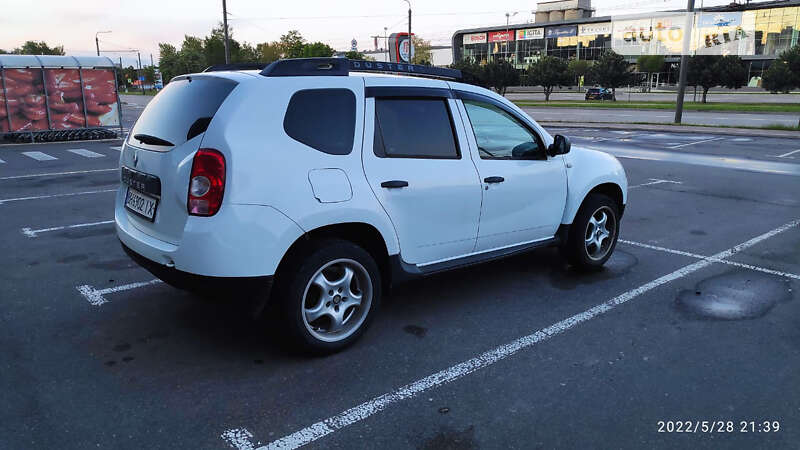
133 133 175 147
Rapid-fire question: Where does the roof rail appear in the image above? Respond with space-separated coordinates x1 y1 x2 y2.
204 62 269 72
259 58 462 81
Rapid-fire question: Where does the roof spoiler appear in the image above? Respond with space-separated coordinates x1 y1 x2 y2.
259 58 462 81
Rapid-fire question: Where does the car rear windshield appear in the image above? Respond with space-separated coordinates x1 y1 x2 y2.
129 76 237 150
588 88 601 93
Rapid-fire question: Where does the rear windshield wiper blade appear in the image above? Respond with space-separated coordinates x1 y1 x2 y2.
133 133 174 147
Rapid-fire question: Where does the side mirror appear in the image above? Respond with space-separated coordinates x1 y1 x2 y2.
547 134 571 156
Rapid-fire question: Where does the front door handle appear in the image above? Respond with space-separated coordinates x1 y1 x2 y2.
483 176 505 183
381 180 409 188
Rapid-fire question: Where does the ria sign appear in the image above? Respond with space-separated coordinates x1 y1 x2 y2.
389 32 415 63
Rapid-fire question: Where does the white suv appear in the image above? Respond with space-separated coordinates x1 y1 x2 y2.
116 58 627 353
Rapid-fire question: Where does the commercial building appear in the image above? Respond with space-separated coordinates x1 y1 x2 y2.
452 0 800 81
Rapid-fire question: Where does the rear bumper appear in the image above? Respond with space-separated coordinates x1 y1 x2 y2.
121 240 273 295
115 196 305 277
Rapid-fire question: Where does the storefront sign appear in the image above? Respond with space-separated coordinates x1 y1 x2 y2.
698 12 742 28
578 22 612 36
546 26 577 38
488 30 515 42
462 32 487 45
516 28 544 40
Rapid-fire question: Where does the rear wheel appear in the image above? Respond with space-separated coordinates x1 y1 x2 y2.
274 240 381 354
561 193 619 271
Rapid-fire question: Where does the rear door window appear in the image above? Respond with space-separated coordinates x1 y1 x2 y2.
129 77 237 151
373 98 459 159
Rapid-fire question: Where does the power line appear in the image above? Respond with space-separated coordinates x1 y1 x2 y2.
240 10 520 21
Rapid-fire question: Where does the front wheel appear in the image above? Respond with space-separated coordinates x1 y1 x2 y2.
561 193 620 271
274 240 381 354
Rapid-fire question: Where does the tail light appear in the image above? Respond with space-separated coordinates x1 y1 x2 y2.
188 149 225 216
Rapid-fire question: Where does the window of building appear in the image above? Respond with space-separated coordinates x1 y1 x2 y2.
284 89 356 155
374 98 460 159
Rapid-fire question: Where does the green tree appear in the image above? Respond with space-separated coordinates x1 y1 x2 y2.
237 42 259 63
280 30 306 58
716 55 748 92
14 40 65 55
301 42 334 58
142 65 156 84
636 55 664 92
411 36 432 65
483 60 519 96
687 55 747 103
762 45 800 93
526 56 571 101
344 51 366 60
568 59 591 87
178 35 207 74
157 43 180 83
256 42 282 63
449 60 487 88
587 50 634 100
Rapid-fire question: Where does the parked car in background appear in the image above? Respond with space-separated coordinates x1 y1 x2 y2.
585 87 613 100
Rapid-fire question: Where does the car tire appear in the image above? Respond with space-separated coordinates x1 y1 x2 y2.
273 239 381 354
561 193 620 271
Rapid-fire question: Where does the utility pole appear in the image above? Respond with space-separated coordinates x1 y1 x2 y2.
150 53 154 67
222 0 231 64
403 0 412 63
138 51 145 95
384 27 388 62
674 0 695 124
95 30 111 56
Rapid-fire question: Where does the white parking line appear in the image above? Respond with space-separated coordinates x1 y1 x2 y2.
629 178 682 189
21 220 114 238
620 239 800 281
775 149 800 158
110 146 122 151
22 151 58 161
242 219 799 450
67 148 105 158
668 137 724 149
0 168 117 180
76 279 163 306
0 188 117 205
0 158 5 164
222 429 256 450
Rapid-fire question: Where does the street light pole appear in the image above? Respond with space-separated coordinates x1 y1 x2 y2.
95 30 111 56
403 0 412 63
384 27 388 62
674 0 695 124
222 0 231 64
137 51 145 95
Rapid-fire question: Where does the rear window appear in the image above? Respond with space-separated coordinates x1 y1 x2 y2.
283 89 356 155
129 77 237 150
588 88 601 93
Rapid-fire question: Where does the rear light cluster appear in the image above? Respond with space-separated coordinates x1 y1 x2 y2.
188 149 225 216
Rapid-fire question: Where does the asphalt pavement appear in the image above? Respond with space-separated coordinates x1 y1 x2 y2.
523 107 799 128
1 127 799 449
507 90 800 104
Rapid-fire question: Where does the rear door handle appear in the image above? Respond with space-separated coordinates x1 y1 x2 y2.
483 176 505 183
381 180 409 188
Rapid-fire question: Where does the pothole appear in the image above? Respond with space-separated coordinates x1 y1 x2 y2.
676 271 791 320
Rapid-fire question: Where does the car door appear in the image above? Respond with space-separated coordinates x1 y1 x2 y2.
455 92 567 252
362 89 482 265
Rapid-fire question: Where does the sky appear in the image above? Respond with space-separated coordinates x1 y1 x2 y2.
2 0 746 67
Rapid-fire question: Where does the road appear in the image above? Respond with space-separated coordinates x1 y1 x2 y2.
507 90 800 104
522 107 799 128
1 127 798 449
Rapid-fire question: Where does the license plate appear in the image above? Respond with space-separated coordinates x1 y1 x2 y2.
125 187 158 221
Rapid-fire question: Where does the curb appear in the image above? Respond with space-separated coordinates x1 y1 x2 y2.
538 121 800 139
